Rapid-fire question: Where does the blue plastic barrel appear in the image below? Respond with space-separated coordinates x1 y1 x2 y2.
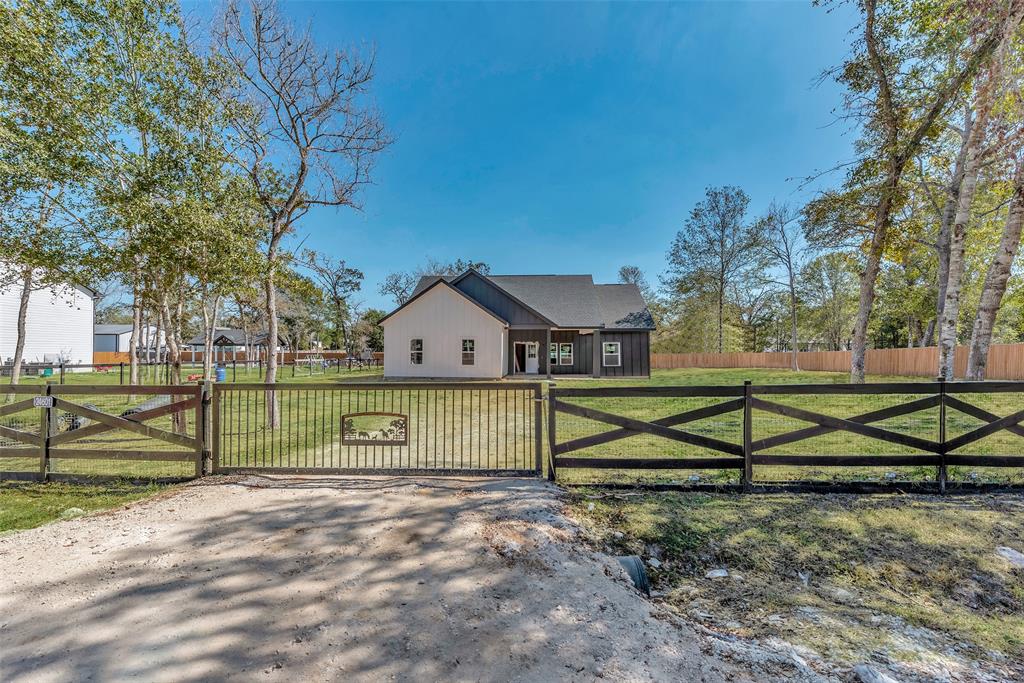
215 365 227 382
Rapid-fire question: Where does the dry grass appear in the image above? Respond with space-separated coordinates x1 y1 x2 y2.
567 489 1024 674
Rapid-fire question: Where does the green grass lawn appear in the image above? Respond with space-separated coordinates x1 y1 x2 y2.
0 481 165 533
567 489 1024 674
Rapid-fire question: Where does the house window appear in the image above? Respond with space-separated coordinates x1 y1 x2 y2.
410 338 423 365
559 343 573 366
462 339 475 365
602 341 621 367
549 343 558 365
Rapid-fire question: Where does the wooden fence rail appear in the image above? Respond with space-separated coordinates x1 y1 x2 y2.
651 343 1024 379
549 380 1024 490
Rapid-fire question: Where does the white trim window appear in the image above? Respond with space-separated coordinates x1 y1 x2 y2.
410 338 424 365
559 343 573 366
549 343 558 366
602 341 621 367
462 338 475 365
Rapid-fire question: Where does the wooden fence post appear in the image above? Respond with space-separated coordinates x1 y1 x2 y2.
742 379 753 491
547 384 557 482
199 380 212 477
937 376 947 494
38 382 56 481
533 384 543 476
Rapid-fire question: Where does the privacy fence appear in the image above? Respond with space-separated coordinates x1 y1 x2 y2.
651 343 1024 379
4 380 1023 488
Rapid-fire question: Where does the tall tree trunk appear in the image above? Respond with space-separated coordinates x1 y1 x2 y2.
965 159 1024 379
938 91 995 379
717 283 724 354
929 107 974 347
850 189 893 382
129 283 142 385
201 293 222 381
9 266 33 387
788 277 799 371
264 235 283 428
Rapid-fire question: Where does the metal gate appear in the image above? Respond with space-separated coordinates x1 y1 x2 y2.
212 382 543 476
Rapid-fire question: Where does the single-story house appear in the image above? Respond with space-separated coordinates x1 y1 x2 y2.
94 324 163 354
186 328 286 362
380 269 655 379
0 274 96 367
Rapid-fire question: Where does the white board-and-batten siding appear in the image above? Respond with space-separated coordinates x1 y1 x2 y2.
382 284 507 378
0 280 95 365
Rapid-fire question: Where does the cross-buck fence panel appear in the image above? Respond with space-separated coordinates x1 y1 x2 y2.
1 384 202 482
549 381 1024 487
212 383 543 476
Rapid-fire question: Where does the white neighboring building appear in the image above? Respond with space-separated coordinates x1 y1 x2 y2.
381 279 508 378
0 277 96 366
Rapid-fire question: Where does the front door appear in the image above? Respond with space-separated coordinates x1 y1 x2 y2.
513 342 540 374
525 342 539 374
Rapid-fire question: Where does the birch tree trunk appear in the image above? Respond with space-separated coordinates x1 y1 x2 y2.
929 109 973 347
201 294 218 381
129 283 142 385
938 77 997 379
9 266 33 387
965 159 1024 379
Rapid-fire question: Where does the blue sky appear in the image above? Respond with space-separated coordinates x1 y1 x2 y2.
221 1 860 311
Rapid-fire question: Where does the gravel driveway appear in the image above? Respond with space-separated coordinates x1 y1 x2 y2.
0 476 813 682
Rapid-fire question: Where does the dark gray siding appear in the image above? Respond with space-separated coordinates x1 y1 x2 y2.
599 331 650 377
454 272 550 326
550 330 592 375
506 329 594 375
507 329 548 375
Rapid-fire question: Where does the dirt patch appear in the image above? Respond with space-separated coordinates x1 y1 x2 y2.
0 475 831 682
568 489 1024 683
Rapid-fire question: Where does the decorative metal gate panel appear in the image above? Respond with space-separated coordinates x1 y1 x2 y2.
212 383 543 476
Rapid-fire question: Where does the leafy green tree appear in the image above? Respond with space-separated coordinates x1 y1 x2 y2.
665 186 764 353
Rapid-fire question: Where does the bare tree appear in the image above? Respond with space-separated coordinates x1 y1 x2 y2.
301 248 363 350
378 258 490 305
219 0 390 400
617 265 654 299
760 202 808 370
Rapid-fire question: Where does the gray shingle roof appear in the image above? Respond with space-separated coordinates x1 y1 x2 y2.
186 328 277 346
595 284 655 329
94 324 134 335
410 275 452 298
488 275 603 328
404 271 654 329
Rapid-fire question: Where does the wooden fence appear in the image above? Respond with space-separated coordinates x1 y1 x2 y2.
651 344 1024 379
548 380 1024 489
93 350 383 365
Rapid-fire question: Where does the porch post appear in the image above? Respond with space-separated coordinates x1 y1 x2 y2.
592 330 601 378
545 327 552 379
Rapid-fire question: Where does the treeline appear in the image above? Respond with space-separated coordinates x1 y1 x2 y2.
642 0 1024 381
0 0 389 385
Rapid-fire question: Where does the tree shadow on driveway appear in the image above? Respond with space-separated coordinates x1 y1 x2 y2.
0 476 746 682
